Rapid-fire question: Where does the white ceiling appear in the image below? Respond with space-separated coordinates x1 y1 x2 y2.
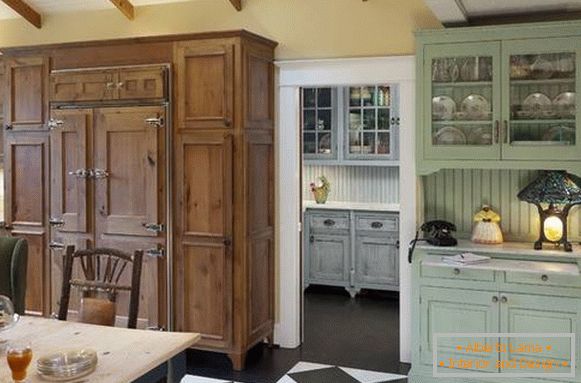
425 0 581 24
0 0 197 20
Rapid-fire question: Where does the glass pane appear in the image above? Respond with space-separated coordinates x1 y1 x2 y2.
303 88 316 108
362 86 375 106
363 109 376 130
363 132 376 154
318 133 332 154
378 133 390 154
432 54 494 147
378 86 391 107
317 88 332 108
303 133 316 153
378 109 391 130
509 52 576 145
303 110 316 130
318 109 332 131
432 124 493 146
349 132 361 154
349 109 362 130
349 87 361 107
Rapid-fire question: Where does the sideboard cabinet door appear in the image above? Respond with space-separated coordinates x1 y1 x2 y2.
308 234 350 285
5 56 49 131
355 234 398 289
174 41 234 130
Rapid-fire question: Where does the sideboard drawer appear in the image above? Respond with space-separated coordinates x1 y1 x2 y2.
355 214 398 232
505 271 581 289
421 263 495 282
310 214 350 231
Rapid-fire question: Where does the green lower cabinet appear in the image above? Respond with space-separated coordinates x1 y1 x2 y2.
307 234 350 287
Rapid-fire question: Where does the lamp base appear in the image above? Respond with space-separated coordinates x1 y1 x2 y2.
534 239 573 252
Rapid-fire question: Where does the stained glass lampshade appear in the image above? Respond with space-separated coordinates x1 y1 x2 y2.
517 171 581 252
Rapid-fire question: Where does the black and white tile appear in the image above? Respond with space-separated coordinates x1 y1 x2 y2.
182 361 407 383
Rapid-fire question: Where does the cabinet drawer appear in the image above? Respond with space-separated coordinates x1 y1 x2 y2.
421 263 495 282
355 214 398 232
505 271 581 289
51 70 117 102
309 214 350 231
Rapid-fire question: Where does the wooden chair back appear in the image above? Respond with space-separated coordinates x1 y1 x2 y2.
58 246 144 329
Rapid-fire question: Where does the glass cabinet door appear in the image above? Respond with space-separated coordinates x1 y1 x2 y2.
301 87 336 160
424 42 501 160
502 37 581 160
345 84 398 160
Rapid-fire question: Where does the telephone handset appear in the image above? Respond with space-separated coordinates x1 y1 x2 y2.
408 220 458 263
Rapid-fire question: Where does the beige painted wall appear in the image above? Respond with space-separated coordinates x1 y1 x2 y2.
0 0 441 59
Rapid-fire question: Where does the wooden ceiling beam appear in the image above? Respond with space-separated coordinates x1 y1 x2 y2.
109 0 135 20
0 0 41 28
228 0 242 11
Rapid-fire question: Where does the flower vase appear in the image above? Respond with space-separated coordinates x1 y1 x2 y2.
313 188 328 204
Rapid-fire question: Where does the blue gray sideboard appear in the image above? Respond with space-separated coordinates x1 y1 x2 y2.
303 202 399 297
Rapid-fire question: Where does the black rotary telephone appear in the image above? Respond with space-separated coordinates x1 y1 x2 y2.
408 220 458 263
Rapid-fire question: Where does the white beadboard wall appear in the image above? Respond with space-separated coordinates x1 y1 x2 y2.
303 165 400 204
423 169 581 241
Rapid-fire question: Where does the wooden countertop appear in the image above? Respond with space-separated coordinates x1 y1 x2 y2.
303 200 400 212
0 317 200 383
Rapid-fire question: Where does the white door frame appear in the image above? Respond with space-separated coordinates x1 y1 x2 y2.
274 56 417 363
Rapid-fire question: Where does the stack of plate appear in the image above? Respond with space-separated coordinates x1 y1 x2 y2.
37 349 98 381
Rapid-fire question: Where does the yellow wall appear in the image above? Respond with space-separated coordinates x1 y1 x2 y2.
0 0 441 59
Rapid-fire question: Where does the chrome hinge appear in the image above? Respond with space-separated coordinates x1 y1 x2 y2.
145 246 165 258
144 223 165 233
49 217 65 227
48 119 64 130
49 241 65 250
145 117 164 128
68 168 91 178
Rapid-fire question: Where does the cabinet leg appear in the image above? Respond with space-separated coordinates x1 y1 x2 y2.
228 352 247 371
266 335 275 348
346 287 359 298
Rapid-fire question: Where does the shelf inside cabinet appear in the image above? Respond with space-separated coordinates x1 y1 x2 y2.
510 78 575 85
433 120 492 126
433 81 492 87
511 119 575 124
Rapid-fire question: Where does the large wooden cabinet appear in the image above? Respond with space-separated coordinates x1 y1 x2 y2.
1 31 276 370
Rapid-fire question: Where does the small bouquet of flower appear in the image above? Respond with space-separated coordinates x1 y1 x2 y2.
310 176 330 204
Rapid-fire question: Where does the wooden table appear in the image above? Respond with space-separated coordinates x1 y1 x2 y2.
0 317 200 383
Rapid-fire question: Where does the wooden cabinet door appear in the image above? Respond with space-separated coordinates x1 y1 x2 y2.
355 234 398 288
419 286 499 371
50 70 117 103
118 67 166 100
5 56 49 131
308 234 350 284
5 132 49 315
94 106 162 238
500 293 580 375
175 41 234 130
175 133 233 348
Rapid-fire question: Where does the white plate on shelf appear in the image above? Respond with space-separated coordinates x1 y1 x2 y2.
434 126 467 145
461 94 490 120
432 96 456 121
522 92 552 118
530 57 554 79
468 127 493 145
553 92 576 118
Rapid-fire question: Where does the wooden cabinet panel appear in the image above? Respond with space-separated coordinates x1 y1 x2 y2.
94 106 162 238
175 41 234 130
244 42 274 130
5 57 49 131
51 71 117 102
12 231 47 315
118 67 166 100
50 109 92 233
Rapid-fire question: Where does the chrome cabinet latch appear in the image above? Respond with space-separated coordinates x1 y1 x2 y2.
68 168 91 178
48 119 64 130
92 169 109 179
49 241 65 250
145 246 165 258
145 117 164 128
49 217 65 227
144 223 165 233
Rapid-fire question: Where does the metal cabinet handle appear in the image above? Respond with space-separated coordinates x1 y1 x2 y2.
371 221 383 229
494 120 500 144
92 169 109 179
501 296 508 303
49 241 65 250
492 296 499 303
503 120 509 144
68 168 91 178
309 235 315 243
395 240 400 250
390 117 396 125
323 219 335 227
396 117 400 125
453 268 460 275
48 119 64 130
5 124 12 130
117 82 125 89
541 274 549 282
145 247 165 258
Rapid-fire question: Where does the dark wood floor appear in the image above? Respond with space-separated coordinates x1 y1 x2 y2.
187 286 409 383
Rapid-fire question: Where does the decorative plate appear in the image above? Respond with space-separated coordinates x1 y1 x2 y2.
434 127 467 145
553 92 576 118
542 125 575 144
468 127 493 145
522 93 552 118
530 57 554 79
461 94 491 120
432 96 456 121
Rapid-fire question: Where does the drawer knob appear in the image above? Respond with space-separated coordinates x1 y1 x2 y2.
501 296 508 303
541 274 548 282
371 221 384 229
453 268 460 275
492 296 498 303
323 219 335 227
